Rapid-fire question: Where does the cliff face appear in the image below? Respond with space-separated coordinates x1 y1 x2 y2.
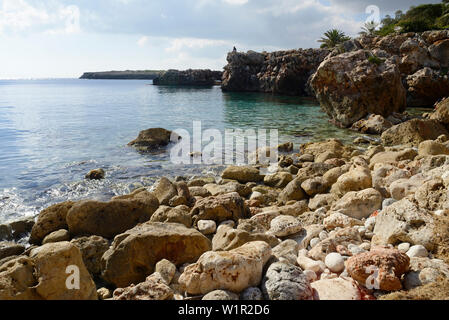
153 69 223 86
221 49 329 96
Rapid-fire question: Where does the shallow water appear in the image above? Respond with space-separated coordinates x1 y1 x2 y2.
0 79 367 223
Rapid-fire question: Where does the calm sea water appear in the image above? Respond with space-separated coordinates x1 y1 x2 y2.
0 79 362 223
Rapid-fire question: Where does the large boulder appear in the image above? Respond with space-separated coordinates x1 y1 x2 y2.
330 166 372 197
351 114 393 135
381 119 449 147
372 198 436 250
406 68 449 107
152 177 178 206
190 192 249 225
71 236 110 276
128 128 180 152
66 190 159 239
101 222 211 288
179 241 272 295
299 139 353 160
0 257 39 300
29 242 98 300
149 206 192 228
212 225 280 251
310 50 406 127
30 201 75 245
278 178 307 204
311 277 363 300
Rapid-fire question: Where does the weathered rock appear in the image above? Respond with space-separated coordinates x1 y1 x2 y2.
403 257 449 290
300 139 353 160
71 236 110 276
372 199 435 250
310 50 406 127
30 201 75 245
414 178 449 211
222 166 263 183
113 273 174 300
152 177 178 206
271 240 300 265
381 119 449 147
372 164 412 197
346 246 410 291
261 262 313 300
150 206 192 228
128 128 180 152
406 68 449 107
30 242 98 300
389 173 431 201
188 186 211 198
331 167 372 197
190 192 249 225
351 114 393 135
101 222 211 288
97 287 112 300
204 182 252 198
406 245 429 258
418 140 449 156
179 241 272 295
323 212 364 230
264 172 293 188
309 193 337 211
66 190 159 239
370 149 418 167
301 177 328 197
311 277 362 300
212 225 280 251
0 242 25 260
268 215 302 237
296 254 326 274
430 97 449 127
278 178 307 204
42 229 70 244
155 259 177 285
85 168 105 180
0 257 39 300
331 188 382 220
203 290 239 300
222 49 328 95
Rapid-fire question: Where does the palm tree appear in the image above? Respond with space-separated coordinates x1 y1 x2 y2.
318 29 351 49
360 21 380 35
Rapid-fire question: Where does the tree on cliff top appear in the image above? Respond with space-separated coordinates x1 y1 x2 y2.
318 29 351 49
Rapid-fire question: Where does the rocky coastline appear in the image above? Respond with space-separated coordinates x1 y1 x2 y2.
80 70 164 80
153 69 223 86
1 98 449 300
222 30 449 128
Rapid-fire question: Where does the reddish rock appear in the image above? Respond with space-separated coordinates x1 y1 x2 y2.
346 246 410 291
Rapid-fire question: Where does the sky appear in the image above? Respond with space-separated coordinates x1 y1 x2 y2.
0 0 442 79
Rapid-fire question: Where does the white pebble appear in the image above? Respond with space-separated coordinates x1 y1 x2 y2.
319 231 328 240
197 220 217 235
325 252 345 273
364 217 376 231
310 237 321 248
406 245 428 258
398 243 411 253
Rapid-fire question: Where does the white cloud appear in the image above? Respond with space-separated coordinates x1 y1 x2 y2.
0 0 81 35
165 37 233 53
137 35 149 46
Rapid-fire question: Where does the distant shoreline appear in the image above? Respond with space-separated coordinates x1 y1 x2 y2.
80 70 165 80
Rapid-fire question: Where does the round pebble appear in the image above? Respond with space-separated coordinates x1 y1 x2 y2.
198 220 217 235
398 242 411 253
407 245 428 258
359 242 371 251
319 231 328 240
310 237 321 248
325 253 345 273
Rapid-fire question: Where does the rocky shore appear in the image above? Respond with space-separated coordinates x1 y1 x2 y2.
1 98 449 300
153 69 223 86
222 30 449 128
80 70 164 80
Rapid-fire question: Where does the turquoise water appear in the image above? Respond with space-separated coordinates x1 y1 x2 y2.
0 79 360 223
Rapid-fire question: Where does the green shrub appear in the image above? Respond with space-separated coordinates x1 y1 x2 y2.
399 19 436 33
368 55 384 65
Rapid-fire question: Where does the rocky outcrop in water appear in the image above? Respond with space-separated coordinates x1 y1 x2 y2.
153 69 222 86
80 70 163 80
128 128 181 152
221 49 329 96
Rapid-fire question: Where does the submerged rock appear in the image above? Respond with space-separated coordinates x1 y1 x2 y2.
128 128 181 152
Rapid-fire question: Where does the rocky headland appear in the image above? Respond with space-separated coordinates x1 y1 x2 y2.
153 69 223 86
80 70 164 80
222 30 449 129
1 98 449 300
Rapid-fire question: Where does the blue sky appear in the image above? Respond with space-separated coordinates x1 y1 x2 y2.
0 0 441 78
